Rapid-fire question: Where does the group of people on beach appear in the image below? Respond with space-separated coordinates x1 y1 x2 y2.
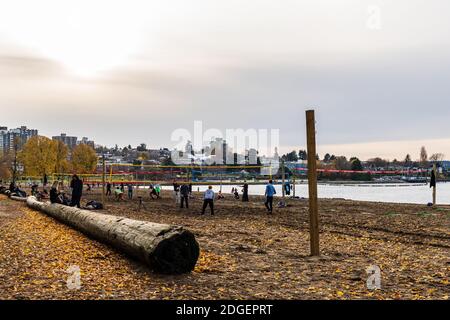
106 182 165 202
172 181 192 209
230 183 249 201
169 180 277 215
0 181 27 198
6 175 279 215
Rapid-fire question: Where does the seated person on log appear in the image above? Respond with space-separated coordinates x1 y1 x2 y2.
31 182 39 196
9 182 27 198
42 188 49 197
50 181 70 205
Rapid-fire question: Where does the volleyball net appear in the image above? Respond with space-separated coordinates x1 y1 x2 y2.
12 163 430 186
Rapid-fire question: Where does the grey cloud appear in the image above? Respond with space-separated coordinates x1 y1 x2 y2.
0 53 63 77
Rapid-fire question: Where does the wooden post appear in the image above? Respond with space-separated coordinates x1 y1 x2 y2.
433 163 437 205
269 161 272 180
281 159 286 199
293 174 296 198
102 153 106 207
306 110 320 256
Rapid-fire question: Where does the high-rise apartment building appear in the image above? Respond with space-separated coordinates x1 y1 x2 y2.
0 126 38 155
52 133 78 149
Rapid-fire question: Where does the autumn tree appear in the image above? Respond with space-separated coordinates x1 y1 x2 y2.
10 136 22 183
19 136 58 177
281 150 299 162
298 150 307 160
54 140 69 174
0 154 12 180
404 154 412 167
429 153 445 162
350 157 364 171
70 144 98 174
137 143 147 152
334 156 350 170
420 146 428 168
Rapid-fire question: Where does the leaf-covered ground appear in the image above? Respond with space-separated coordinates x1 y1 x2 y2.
0 190 449 300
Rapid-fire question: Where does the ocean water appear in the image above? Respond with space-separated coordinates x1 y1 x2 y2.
163 183 450 205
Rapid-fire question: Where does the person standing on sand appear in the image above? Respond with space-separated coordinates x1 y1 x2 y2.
43 174 48 187
70 175 83 208
201 185 215 215
242 182 249 202
127 183 133 200
264 180 276 214
180 183 190 209
173 180 180 204
106 182 112 196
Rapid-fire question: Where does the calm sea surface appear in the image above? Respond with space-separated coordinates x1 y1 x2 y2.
163 182 450 205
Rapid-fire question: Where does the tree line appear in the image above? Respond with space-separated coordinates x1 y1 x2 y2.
0 136 98 182
280 147 445 170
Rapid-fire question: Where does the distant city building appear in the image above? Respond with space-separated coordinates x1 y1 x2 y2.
52 133 78 149
79 137 95 148
52 134 95 149
0 126 38 155
185 140 193 155
0 127 7 155
209 138 232 164
246 148 258 165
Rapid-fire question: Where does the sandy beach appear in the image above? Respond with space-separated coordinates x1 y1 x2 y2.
0 188 448 300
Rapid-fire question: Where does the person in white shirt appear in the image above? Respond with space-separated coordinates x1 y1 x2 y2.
201 185 215 215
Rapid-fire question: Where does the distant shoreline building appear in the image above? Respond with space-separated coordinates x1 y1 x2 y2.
0 126 38 155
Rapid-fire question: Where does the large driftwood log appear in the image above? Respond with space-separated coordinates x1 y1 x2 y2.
10 195 27 202
26 196 200 274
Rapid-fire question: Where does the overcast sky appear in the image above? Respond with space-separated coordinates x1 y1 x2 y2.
1 0 449 160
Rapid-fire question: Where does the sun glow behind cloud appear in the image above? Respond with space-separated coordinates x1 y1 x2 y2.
0 0 151 76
